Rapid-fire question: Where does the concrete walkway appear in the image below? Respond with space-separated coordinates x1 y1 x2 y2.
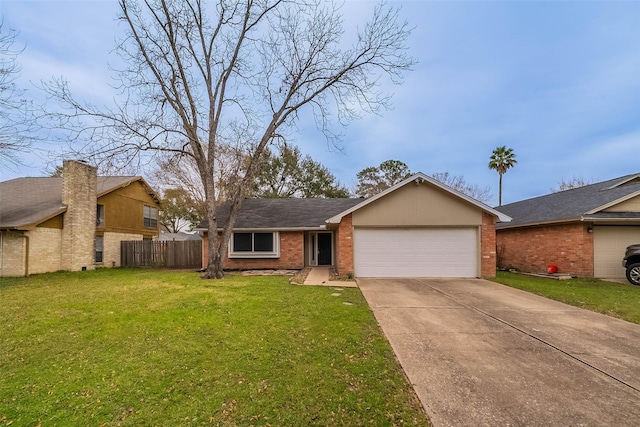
302 267 357 287
358 277 640 427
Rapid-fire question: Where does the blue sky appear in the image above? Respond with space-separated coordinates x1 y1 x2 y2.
2 0 639 206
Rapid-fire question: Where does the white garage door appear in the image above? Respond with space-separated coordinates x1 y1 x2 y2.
594 226 640 278
353 228 478 278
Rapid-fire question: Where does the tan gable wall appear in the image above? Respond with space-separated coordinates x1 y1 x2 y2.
98 181 159 237
352 183 482 226
37 214 63 229
603 194 640 212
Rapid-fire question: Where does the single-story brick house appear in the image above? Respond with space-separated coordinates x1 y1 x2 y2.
198 172 511 278
0 160 161 276
496 174 640 279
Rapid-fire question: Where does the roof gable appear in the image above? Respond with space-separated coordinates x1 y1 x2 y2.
497 173 640 228
327 172 511 224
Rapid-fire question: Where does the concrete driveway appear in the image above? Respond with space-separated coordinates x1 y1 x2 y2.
358 278 640 426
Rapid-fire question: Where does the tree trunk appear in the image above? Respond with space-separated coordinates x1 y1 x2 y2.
201 201 225 279
498 173 503 206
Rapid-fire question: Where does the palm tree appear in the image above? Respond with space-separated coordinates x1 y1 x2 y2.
488 146 517 206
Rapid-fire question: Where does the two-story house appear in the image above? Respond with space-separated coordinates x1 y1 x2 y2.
0 160 161 276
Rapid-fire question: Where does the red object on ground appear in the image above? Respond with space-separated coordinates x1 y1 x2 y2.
547 264 558 274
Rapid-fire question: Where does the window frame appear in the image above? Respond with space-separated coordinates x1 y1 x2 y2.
143 205 158 228
95 235 104 264
96 204 105 227
229 231 280 258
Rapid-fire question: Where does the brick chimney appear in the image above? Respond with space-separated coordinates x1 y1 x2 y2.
61 160 97 271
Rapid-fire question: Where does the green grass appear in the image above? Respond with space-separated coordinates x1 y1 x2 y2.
0 269 428 426
491 271 640 324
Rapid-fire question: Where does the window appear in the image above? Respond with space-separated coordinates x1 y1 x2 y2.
96 204 105 227
229 232 279 258
143 205 158 228
95 236 104 263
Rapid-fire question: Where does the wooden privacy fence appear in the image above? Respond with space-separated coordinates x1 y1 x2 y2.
121 240 202 269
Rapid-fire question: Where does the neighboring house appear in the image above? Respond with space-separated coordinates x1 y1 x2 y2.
0 160 161 276
157 231 202 242
496 174 640 279
197 172 511 278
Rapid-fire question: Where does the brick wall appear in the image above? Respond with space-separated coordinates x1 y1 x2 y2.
27 228 63 274
480 212 497 277
202 231 304 270
0 231 26 276
0 228 65 276
103 232 143 267
496 222 594 276
61 160 97 272
335 214 354 276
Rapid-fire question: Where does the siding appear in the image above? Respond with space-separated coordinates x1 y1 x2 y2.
353 183 482 227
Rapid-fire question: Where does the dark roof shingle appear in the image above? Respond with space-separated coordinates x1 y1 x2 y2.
200 198 363 230
496 174 640 228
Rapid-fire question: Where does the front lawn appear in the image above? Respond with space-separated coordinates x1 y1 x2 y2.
491 271 640 324
0 269 429 426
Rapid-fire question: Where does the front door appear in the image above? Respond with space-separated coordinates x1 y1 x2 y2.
317 232 332 265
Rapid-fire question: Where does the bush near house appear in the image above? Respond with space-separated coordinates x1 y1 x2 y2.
0 269 429 426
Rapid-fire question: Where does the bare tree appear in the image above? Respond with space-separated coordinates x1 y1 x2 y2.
43 0 414 278
151 144 245 204
0 21 38 169
431 172 492 204
551 176 593 193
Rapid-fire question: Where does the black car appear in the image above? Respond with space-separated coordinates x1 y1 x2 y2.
623 244 640 286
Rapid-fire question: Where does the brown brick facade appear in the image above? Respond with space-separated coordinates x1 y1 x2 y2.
481 212 497 277
202 231 304 270
335 214 354 276
496 222 594 276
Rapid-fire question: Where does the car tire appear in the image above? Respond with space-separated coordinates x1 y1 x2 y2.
626 263 640 286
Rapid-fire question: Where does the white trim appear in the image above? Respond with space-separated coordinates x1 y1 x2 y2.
605 174 640 190
326 172 512 224
228 231 280 258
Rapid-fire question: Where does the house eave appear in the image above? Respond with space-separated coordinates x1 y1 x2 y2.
0 207 67 231
496 217 583 230
581 216 640 225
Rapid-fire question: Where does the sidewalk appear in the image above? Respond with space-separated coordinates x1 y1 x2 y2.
302 267 357 287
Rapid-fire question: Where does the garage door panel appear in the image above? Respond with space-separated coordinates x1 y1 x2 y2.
594 226 640 278
354 228 477 278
